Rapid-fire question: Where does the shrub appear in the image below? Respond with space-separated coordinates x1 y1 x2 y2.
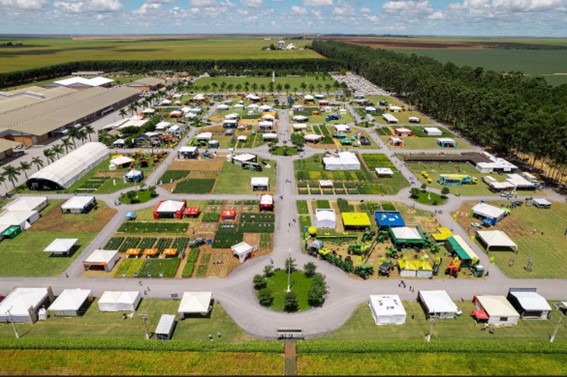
253 274 267 289
284 291 299 312
304 262 317 277
258 288 274 307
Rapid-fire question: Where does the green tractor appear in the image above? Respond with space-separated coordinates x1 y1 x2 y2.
386 247 399 259
354 264 374 280
348 242 371 256
376 230 389 243
361 231 376 242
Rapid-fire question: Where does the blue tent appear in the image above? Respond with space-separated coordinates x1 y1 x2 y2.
124 169 144 183
126 211 136 220
374 211 406 229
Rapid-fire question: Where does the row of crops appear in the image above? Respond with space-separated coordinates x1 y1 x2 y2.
105 237 189 254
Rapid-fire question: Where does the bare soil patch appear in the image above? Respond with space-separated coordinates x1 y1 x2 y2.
33 205 117 233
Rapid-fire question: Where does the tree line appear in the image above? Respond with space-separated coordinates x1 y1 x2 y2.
311 40 567 184
0 58 344 89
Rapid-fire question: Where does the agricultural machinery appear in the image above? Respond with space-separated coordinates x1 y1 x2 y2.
432 257 442 276
445 257 462 278
361 231 376 242
325 113 341 122
386 247 400 259
188 237 206 248
347 242 372 256
354 264 374 280
378 259 394 277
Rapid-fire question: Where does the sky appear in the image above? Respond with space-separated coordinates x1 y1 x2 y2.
0 0 566 37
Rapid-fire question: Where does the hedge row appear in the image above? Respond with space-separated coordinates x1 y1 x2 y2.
299 340 567 354
0 337 282 353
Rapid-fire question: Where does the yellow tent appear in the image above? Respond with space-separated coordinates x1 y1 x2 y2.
342 212 371 228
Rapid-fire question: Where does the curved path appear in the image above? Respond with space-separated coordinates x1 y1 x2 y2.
1 97 566 340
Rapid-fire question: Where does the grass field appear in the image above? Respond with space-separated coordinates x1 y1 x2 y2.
265 270 312 312
322 302 567 343
213 160 277 195
0 200 112 276
0 37 320 73
379 126 474 150
194 74 336 93
466 202 567 279
396 48 567 86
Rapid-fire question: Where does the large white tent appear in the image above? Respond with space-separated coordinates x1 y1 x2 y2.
369 295 407 325
251 177 269 191
471 203 507 226
472 295 520 326
28 142 108 190
61 196 96 214
304 134 322 143
418 290 460 319
424 127 442 136
0 209 39 230
83 249 119 272
48 289 92 317
109 156 134 169
476 230 518 252
98 291 141 312
323 152 361 171
3 196 47 212
195 132 213 141
506 289 552 320
43 238 78 256
231 242 253 263
506 173 536 190
178 292 212 317
0 287 53 323
315 209 336 229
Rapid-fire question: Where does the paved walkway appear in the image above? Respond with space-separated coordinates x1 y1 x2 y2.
1 94 566 340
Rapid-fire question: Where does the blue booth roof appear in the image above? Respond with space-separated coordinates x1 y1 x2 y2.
374 211 406 228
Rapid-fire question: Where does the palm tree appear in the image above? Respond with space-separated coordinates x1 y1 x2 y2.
52 144 64 159
61 137 73 154
78 129 88 143
244 81 250 92
18 161 31 180
276 83 283 94
284 83 290 93
251 83 258 93
309 84 315 93
67 128 80 148
211 82 218 95
324 83 331 94
235 84 242 93
300 82 307 94
259 84 266 94
226 84 234 94
317 83 323 94
2 165 21 189
43 148 56 164
0 174 7 190
84 125 95 142
128 102 138 115
31 156 44 171
119 108 127 118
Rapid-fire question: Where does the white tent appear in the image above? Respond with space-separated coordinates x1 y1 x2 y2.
157 200 185 214
217 104 229 111
260 194 273 208
0 287 53 323
112 139 126 147
506 173 536 190
533 198 551 208
237 135 247 142
28 142 109 190
43 238 78 256
473 295 520 326
375 168 394 177
178 292 212 317
369 295 406 325
293 115 308 122
418 290 460 319
304 95 314 101
231 153 256 165
389 105 402 112
391 227 422 241
48 289 92 317
258 105 272 112
3 196 47 212
109 156 134 169
251 177 269 191
471 203 507 224
247 104 259 111
304 134 322 143
333 124 350 133
262 133 278 141
382 113 399 124
258 121 273 129
195 132 213 141
83 249 119 272
0 210 39 230
98 291 141 312
155 121 173 130
293 123 308 130
262 114 275 121
424 127 442 136
315 208 336 229
365 106 377 113
323 152 361 171
476 230 518 252
231 242 253 263
507 289 552 320
158 99 172 106
142 108 156 114
61 196 96 214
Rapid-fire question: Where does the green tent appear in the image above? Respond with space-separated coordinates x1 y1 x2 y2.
1 225 22 239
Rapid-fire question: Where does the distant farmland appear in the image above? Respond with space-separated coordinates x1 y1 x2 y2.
321 36 567 86
0 37 321 73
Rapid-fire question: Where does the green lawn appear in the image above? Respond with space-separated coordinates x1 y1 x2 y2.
0 37 319 74
159 170 189 184
213 159 276 194
193 74 335 93
173 178 216 194
322 302 567 343
0 299 254 342
411 191 447 206
118 189 155 204
264 270 313 312
379 130 473 150
484 203 567 279
0 231 96 276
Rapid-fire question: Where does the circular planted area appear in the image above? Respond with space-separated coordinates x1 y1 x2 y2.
254 262 326 312
410 188 447 205
119 187 158 204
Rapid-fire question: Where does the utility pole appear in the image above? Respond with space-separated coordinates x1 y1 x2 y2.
550 303 565 343
6 307 19 339
426 317 435 342
140 314 150 340
287 248 292 293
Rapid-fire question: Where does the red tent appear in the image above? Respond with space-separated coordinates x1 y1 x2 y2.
259 194 274 211
221 209 236 221
184 207 200 217
153 200 186 220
